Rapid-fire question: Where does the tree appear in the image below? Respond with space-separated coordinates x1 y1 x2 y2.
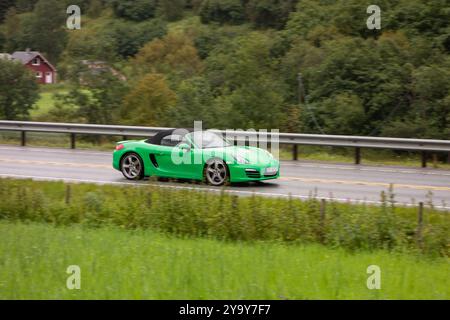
15 0 38 12
0 0 15 23
53 66 129 125
157 0 185 22
3 6 21 52
246 0 298 29
314 93 366 135
110 0 158 21
0 59 39 120
26 0 68 63
87 0 103 18
64 19 167 62
199 0 246 25
106 19 167 59
134 32 203 80
168 77 218 128
0 31 5 51
63 28 118 62
284 0 334 39
122 73 177 126
205 32 288 129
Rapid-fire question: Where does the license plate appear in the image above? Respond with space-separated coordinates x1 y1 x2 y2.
265 167 278 175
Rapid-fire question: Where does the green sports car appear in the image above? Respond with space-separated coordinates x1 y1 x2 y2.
113 129 280 186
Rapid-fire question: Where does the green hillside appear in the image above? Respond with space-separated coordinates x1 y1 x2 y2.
0 0 449 139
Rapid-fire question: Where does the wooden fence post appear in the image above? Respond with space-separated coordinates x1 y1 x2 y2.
65 184 72 205
416 202 424 249
320 199 326 243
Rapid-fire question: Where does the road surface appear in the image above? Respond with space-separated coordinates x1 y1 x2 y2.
0 145 449 209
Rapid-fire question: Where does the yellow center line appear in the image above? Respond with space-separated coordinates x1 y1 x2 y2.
280 176 450 192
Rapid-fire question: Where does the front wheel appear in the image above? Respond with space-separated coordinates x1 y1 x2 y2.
204 159 229 186
121 153 144 180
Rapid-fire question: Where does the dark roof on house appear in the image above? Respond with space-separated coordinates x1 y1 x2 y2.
11 51 57 71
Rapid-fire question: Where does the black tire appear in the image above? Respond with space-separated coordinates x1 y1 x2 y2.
204 158 229 186
120 153 145 180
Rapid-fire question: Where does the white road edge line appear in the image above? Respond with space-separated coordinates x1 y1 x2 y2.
1 173 448 210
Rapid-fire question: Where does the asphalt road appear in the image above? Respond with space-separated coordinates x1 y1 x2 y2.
0 145 449 209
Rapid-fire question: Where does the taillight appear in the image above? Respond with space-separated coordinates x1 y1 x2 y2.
115 144 124 151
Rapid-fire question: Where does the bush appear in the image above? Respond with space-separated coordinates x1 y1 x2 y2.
199 0 246 25
0 179 448 257
110 0 158 21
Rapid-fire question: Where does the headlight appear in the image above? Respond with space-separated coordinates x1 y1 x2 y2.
234 154 249 164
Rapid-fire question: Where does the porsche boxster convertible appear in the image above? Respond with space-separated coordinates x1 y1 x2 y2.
113 129 280 186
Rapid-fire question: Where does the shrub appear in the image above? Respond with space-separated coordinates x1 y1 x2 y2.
0 178 448 256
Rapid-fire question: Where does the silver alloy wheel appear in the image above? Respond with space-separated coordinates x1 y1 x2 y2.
205 159 227 186
121 154 142 180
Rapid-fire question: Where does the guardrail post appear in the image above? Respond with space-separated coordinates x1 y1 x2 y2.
421 151 427 168
21 131 26 146
432 153 438 168
70 133 76 149
355 147 361 165
123 135 128 141
293 144 298 161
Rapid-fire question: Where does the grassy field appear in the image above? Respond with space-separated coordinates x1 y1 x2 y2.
30 84 69 118
0 221 448 300
0 179 448 257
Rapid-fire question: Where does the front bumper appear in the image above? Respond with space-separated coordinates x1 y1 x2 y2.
228 161 280 183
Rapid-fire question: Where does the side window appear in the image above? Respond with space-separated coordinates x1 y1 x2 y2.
161 135 183 147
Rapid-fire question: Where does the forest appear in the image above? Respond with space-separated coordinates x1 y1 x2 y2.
0 0 449 139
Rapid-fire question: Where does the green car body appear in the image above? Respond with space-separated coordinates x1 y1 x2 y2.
112 130 280 185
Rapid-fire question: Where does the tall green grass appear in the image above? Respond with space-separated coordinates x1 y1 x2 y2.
0 179 448 257
0 221 448 300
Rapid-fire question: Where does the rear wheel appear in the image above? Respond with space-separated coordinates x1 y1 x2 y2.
204 159 228 186
121 153 144 180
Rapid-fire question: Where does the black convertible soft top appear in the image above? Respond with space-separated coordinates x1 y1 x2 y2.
146 128 194 146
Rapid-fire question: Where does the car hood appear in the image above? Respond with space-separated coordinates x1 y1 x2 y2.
207 146 277 166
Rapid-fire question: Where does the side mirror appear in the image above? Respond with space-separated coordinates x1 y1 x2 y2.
178 143 191 152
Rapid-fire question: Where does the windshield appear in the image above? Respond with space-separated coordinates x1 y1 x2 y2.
187 131 231 149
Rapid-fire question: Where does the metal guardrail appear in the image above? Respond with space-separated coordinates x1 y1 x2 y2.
0 120 449 167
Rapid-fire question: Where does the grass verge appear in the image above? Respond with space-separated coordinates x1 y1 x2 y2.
0 179 448 257
0 221 448 300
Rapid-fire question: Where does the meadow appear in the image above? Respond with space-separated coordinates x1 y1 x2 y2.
0 178 448 257
0 178 448 299
0 221 448 300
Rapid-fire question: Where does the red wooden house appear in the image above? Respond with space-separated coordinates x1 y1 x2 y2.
11 50 57 84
